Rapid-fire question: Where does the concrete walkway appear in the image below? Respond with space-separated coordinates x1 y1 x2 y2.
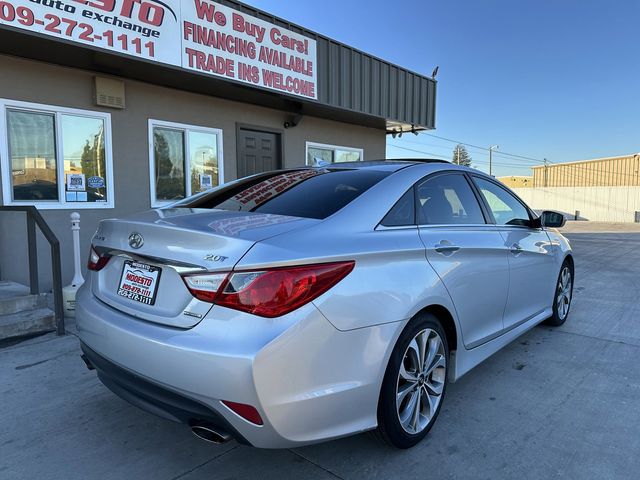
2 232 639 479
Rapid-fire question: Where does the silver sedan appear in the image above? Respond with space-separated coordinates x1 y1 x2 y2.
76 160 573 449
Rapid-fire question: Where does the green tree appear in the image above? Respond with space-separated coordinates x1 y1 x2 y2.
80 136 107 198
452 144 472 167
80 140 100 178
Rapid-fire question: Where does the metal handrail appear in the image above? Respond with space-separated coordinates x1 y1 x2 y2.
0 205 65 335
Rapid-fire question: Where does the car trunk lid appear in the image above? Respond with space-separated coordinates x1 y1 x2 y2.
90 208 317 328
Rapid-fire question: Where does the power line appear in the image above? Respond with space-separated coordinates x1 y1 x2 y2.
391 135 545 168
387 144 537 169
408 133 640 180
390 137 640 186
392 136 535 165
419 132 551 165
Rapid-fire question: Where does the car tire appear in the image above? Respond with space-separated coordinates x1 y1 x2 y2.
376 313 449 449
544 259 574 327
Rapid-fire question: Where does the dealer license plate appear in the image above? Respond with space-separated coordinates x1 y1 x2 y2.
117 260 161 305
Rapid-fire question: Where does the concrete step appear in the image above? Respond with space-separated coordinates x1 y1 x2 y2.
0 294 50 315
0 281 29 299
0 308 56 341
0 281 49 315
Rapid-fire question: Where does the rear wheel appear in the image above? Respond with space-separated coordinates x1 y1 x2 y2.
544 260 573 326
377 313 448 448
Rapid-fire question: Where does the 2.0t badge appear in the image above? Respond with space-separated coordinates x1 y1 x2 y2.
128 233 144 249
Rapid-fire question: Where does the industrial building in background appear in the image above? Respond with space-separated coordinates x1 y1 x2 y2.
513 153 640 223
532 154 640 187
497 176 533 188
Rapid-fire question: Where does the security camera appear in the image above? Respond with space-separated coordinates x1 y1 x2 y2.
284 114 303 129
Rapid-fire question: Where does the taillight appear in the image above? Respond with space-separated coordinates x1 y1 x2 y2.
87 245 111 271
181 261 354 318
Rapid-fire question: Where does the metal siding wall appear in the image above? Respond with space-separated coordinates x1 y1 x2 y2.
389 66 398 121
371 61 380 116
362 55 372 114
315 48 436 128
352 51 361 112
397 69 406 120
530 156 640 187
329 42 341 106
380 63 390 119
429 81 437 127
340 48 350 108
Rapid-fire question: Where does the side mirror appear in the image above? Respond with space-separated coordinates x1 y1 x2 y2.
539 210 566 228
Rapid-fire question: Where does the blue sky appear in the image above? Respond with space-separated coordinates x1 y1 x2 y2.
245 0 640 176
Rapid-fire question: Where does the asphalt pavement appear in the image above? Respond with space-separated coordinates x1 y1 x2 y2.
1 230 639 479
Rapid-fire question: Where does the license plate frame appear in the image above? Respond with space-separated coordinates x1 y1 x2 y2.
117 260 162 306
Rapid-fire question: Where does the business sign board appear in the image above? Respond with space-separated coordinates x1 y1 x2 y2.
0 0 318 99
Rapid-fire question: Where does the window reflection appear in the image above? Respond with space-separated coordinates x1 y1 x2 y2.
61 115 107 203
154 127 186 201
8 110 58 201
307 146 333 166
335 149 362 163
189 131 218 194
306 145 362 166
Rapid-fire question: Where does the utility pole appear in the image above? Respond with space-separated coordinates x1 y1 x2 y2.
489 145 499 176
455 145 460 165
543 158 549 187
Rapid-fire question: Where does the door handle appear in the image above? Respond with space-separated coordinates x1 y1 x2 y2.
509 243 523 254
434 243 460 254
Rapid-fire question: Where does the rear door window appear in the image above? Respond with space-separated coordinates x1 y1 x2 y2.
416 173 486 225
176 169 390 219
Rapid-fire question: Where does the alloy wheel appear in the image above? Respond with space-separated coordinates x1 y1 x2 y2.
396 328 446 434
556 266 573 320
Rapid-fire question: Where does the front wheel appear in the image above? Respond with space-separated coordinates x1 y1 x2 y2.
545 260 574 327
377 313 449 449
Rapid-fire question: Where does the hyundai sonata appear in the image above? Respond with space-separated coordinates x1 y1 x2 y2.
77 160 573 449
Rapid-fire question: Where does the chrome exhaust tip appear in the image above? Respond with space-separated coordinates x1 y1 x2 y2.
190 424 232 444
80 354 95 371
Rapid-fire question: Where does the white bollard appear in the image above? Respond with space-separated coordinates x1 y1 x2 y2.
62 212 85 318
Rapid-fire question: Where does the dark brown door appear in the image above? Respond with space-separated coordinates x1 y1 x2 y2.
237 128 282 178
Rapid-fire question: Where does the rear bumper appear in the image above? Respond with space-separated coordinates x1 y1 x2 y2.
80 342 249 445
76 281 401 448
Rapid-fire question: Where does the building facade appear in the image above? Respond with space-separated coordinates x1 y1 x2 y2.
0 0 436 289
532 154 640 187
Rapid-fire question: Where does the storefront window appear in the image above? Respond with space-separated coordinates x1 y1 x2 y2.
7 110 58 201
306 142 363 166
149 120 223 207
189 131 219 194
154 127 186 201
1 100 113 208
61 115 107 203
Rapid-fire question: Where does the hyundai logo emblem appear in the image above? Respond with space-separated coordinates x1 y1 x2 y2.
128 233 144 249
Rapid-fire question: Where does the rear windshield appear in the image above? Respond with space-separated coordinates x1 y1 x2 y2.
173 168 389 219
